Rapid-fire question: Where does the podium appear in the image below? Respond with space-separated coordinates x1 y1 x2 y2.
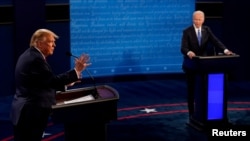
51 85 119 141
187 54 240 130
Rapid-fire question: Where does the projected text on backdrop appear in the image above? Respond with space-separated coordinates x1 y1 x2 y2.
70 0 194 77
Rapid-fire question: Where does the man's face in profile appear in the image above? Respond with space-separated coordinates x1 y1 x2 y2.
38 35 56 57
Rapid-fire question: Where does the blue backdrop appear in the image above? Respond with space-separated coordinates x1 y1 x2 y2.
70 0 194 77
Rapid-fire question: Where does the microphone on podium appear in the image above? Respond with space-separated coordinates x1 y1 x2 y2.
66 51 78 59
65 51 100 99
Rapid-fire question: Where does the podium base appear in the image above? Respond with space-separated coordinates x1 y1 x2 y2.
186 116 231 131
186 117 205 131
64 123 107 141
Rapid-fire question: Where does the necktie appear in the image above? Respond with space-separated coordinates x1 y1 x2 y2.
197 29 201 45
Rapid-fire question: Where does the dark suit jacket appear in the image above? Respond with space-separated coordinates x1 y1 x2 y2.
181 25 227 70
11 47 79 125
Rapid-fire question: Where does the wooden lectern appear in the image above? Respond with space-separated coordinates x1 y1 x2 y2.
51 85 119 141
187 54 240 131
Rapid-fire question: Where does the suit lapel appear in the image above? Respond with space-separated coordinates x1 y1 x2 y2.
191 27 200 47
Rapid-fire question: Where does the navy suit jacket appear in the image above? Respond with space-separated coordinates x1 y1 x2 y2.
11 47 79 125
181 25 227 70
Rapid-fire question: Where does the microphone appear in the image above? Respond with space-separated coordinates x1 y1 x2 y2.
66 51 78 59
205 27 217 56
65 51 100 99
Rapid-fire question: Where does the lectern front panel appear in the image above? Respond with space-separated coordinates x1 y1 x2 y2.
207 73 224 120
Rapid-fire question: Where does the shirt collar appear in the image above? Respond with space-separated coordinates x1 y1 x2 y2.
193 25 201 31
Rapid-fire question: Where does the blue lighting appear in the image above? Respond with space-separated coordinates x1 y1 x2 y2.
70 0 195 77
207 73 224 120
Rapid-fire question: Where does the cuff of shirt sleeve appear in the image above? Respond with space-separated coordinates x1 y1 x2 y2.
224 49 229 54
74 68 82 79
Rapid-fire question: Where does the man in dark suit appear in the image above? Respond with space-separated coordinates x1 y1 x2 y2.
10 29 91 141
180 10 233 118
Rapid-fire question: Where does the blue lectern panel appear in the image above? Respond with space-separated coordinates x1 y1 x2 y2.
70 0 194 77
207 73 224 120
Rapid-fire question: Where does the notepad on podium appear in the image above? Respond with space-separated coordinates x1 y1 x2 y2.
63 94 94 104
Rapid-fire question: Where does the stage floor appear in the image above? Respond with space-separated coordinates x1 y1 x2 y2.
1 79 250 141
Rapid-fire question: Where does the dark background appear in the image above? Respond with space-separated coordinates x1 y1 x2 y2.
0 0 249 97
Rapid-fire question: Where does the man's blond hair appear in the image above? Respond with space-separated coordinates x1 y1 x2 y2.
29 29 59 47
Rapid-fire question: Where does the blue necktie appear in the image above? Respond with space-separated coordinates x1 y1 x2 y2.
197 29 201 45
